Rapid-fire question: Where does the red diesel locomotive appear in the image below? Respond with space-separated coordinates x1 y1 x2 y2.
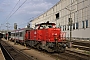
11 22 67 52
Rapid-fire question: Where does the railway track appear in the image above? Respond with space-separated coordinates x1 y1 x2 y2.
33 47 90 60
51 50 90 60
72 44 90 51
23 40 90 60
1 39 90 60
0 40 36 60
24 40 90 60
71 40 90 51
72 40 90 47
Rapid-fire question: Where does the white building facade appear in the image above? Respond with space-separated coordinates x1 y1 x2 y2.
31 0 90 40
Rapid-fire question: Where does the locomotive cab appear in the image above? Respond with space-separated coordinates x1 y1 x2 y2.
33 22 67 52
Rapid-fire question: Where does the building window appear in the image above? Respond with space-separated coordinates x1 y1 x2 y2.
65 25 66 31
16 33 18 36
82 21 84 28
20 32 22 37
86 20 88 28
73 23 75 30
63 26 64 31
76 22 79 29
67 25 69 30
56 13 59 19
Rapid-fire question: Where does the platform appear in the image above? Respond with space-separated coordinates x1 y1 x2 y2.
0 48 5 60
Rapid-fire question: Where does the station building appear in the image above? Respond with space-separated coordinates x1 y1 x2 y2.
31 0 90 40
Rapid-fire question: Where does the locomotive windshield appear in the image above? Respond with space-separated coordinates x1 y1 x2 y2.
40 24 52 29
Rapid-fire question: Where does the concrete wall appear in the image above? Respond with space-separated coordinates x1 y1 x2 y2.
31 0 90 40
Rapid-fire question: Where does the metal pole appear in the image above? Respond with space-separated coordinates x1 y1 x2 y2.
14 23 17 44
6 23 9 41
14 30 16 44
69 18 72 48
69 0 72 48
0 24 2 33
7 28 8 41
65 0 72 48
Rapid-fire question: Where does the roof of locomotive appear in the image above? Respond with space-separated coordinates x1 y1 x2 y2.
35 22 56 26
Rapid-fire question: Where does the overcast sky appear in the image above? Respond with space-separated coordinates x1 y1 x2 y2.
0 0 60 30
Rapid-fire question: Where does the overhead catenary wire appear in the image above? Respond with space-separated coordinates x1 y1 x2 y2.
6 0 20 21
1 0 20 29
3 0 27 24
7 0 27 21
1 0 27 30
